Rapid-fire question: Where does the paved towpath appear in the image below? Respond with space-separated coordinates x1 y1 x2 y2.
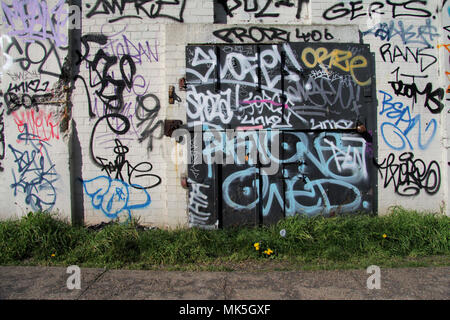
0 266 448 300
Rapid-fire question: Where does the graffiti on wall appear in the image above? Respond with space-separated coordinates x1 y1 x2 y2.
76 27 163 150
388 67 445 114
8 125 59 212
379 44 437 73
93 138 162 190
186 43 372 132
1 0 68 47
188 177 213 227
1 0 68 212
216 0 310 20
82 175 151 220
438 24 450 106
84 0 186 23
12 109 60 143
213 26 334 44
341 0 445 199
77 24 164 219
2 37 67 80
379 90 437 151
322 1 433 21
85 112 160 219
1 34 64 116
363 19 439 48
1 0 448 224
361 19 444 115
375 152 441 197
0 103 4 172
76 32 137 114
0 0 69 119
0 0 164 220
219 131 370 215
322 1 445 115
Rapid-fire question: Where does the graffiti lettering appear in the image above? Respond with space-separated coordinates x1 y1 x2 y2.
222 171 364 217
300 46 370 86
310 119 354 130
213 26 334 43
379 90 436 150
388 80 445 114
379 44 437 72
98 28 159 66
362 19 439 48
8 126 59 211
7 79 50 94
0 107 4 172
2 0 68 47
188 179 212 227
186 42 375 227
323 1 432 21
295 28 335 42
375 152 441 196
6 70 41 81
82 175 151 220
85 0 186 23
76 33 137 113
3 91 53 115
213 26 291 43
95 139 161 189
5 38 66 79
220 0 309 19
90 113 131 166
135 94 164 152
12 109 60 143
3 92 36 114
186 44 370 131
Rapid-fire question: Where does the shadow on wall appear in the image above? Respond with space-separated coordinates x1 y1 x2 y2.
69 0 84 226
70 119 84 226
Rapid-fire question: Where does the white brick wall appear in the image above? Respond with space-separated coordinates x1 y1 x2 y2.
0 0 448 227
310 1 448 216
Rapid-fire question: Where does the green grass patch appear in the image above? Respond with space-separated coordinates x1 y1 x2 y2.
0 207 449 271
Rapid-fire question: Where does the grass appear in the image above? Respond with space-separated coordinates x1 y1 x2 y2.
0 207 449 271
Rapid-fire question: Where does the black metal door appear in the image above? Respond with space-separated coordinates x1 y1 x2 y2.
186 42 377 228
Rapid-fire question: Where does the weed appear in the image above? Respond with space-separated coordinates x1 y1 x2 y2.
0 208 448 270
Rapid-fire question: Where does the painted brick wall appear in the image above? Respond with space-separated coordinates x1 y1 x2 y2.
0 0 72 221
1 0 449 228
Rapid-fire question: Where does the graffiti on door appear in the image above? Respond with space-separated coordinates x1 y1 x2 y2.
186 42 377 228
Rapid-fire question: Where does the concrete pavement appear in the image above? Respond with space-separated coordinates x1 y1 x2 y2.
0 266 448 300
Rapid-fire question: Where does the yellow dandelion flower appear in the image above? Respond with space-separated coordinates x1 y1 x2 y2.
51 253 55 257
254 242 260 250
264 248 273 255
382 234 387 239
